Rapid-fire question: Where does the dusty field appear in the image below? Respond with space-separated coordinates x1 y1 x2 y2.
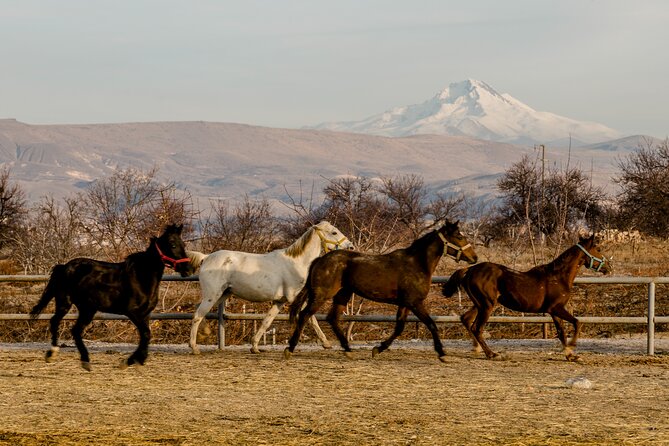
1 339 668 446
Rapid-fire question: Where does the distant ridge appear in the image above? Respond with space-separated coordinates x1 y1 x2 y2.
0 119 645 211
311 79 622 146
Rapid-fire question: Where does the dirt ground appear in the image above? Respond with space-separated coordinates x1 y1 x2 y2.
1 338 668 446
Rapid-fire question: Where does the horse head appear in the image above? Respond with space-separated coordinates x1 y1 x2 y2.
154 224 195 277
576 234 611 274
314 221 355 252
438 220 478 264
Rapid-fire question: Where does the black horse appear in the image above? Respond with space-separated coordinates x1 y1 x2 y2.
30 224 193 371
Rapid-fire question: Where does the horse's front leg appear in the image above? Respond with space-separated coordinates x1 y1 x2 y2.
308 315 332 349
190 287 226 355
411 301 448 362
372 306 409 358
284 299 317 359
122 314 151 368
251 302 283 353
551 306 581 361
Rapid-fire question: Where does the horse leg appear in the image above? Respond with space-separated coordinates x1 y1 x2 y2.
325 290 353 357
471 305 499 360
284 295 319 358
460 306 482 354
410 302 448 362
189 287 226 355
251 302 282 353
122 314 151 368
550 306 581 361
71 309 96 371
45 299 72 363
308 315 332 350
372 306 409 358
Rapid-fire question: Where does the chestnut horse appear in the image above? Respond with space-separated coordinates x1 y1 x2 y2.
30 224 193 371
442 234 609 361
284 220 478 362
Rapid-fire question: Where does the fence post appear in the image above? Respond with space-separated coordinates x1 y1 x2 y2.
218 303 226 349
647 281 655 355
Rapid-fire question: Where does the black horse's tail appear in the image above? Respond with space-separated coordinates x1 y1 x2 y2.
30 264 66 318
441 267 469 297
289 285 310 325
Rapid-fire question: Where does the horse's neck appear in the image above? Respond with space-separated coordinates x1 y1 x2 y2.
283 229 323 267
407 233 444 274
542 248 582 286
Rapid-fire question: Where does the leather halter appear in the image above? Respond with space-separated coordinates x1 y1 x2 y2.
155 241 190 269
314 227 349 253
576 243 607 272
438 232 471 262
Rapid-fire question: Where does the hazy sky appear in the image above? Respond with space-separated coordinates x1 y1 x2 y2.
1 1 667 137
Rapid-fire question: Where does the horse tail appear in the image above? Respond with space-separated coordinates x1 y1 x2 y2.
441 267 469 297
186 250 209 270
30 264 66 318
289 285 310 325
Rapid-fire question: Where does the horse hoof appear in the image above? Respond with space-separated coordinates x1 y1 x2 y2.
45 353 57 363
250 346 260 354
190 346 201 355
488 353 504 361
343 351 354 360
119 359 129 370
566 353 581 362
81 361 92 372
371 347 381 358
283 348 292 360
322 342 333 350
438 355 448 363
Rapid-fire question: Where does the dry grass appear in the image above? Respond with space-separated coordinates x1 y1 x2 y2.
1 340 668 445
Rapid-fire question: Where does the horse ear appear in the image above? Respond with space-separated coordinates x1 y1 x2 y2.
176 224 183 234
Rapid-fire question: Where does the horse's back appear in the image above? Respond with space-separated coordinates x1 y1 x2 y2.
198 249 310 302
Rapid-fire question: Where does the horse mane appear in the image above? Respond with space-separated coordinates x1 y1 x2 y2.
532 243 582 275
284 227 316 258
406 228 440 254
186 250 208 270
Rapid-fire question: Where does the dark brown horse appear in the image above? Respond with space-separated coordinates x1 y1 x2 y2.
30 224 194 371
442 234 610 361
284 220 478 362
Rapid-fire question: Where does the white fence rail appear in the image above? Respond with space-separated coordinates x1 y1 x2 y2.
1 275 667 355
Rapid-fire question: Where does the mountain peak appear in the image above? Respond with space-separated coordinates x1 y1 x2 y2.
311 80 621 145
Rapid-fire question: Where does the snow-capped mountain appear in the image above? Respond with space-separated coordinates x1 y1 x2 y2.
311 79 622 146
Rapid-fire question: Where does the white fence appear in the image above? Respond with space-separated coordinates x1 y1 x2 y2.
1 275 667 355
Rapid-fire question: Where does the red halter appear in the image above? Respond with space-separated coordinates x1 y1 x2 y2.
154 242 190 270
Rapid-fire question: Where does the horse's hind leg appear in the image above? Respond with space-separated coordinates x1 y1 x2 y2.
325 290 353 357
45 299 72 363
411 302 448 362
460 306 482 354
285 295 319 358
189 286 226 354
122 314 151 368
372 306 409 358
251 302 282 353
71 309 96 371
471 305 499 359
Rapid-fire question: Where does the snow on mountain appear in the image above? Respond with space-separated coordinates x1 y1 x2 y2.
311 79 622 146
0 118 637 214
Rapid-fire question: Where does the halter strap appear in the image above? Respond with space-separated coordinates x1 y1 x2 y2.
155 242 190 270
576 243 606 272
314 227 348 253
438 232 471 262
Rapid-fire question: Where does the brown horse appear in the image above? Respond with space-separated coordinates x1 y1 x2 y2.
442 234 610 361
284 220 478 362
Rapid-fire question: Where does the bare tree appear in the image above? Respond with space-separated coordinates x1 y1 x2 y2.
79 166 195 259
200 196 279 253
0 167 27 250
615 138 669 236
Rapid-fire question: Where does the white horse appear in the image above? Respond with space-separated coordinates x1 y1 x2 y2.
187 221 353 354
